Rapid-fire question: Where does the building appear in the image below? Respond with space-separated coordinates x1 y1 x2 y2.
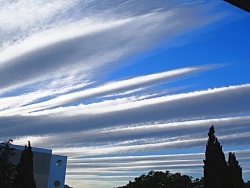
11 145 67 188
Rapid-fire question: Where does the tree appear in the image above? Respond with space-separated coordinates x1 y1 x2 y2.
204 126 245 188
203 125 228 188
245 181 250 188
13 141 36 188
117 126 247 188
117 170 201 188
192 177 204 188
228 152 244 188
0 139 16 188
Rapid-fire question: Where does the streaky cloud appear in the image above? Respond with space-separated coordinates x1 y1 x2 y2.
0 84 250 140
0 1 246 188
0 66 206 115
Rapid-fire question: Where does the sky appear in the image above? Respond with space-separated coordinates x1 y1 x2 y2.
0 0 250 187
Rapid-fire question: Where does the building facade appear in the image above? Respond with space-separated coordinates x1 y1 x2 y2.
11 145 67 188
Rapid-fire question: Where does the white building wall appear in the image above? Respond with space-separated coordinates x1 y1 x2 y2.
9 145 67 188
48 154 67 188
10 145 53 188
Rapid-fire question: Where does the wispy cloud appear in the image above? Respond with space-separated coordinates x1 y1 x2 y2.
1 0 249 187
0 0 221 93
1 82 250 144
0 66 209 115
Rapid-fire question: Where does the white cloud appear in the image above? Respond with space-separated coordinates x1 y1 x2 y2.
1 1 247 188
1 83 250 141
0 0 221 94
0 66 206 115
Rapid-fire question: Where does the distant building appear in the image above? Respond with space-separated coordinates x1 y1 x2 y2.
11 145 67 188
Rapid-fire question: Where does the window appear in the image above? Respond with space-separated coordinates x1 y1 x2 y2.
54 180 60 187
56 159 62 166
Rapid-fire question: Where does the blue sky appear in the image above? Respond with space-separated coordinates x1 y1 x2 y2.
0 1 250 188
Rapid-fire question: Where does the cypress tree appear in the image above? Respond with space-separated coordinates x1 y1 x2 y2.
13 141 36 188
227 152 244 188
203 126 228 188
0 139 16 188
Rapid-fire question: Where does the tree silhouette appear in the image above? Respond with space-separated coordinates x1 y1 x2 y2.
13 141 36 188
203 125 228 188
117 126 248 188
245 181 250 188
204 126 245 188
0 139 16 188
228 152 244 188
117 170 203 188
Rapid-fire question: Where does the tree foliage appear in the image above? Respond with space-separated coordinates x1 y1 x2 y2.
245 181 250 188
13 141 36 188
203 125 228 188
228 152 244 188
204 125 244 188
116 170 203 188
118 125 248 188
0 139 16 188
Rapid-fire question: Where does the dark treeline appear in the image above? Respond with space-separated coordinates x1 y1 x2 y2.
0 140 36 188
117 170 204 188
117 126 250 188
